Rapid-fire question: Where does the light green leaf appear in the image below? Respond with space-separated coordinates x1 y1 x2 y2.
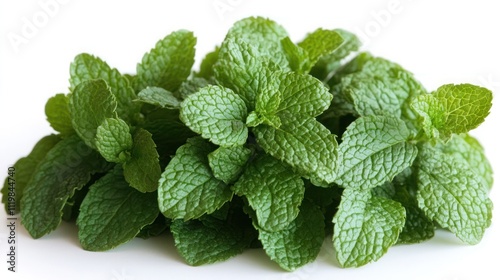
281 36 309 73
208 146 252 184
195 46 219 79
136 30 196 91
21 136 110 238
233 154 304 232
137 87 180 109
298 28 343 66
336 115 418 189
68 79 117 149
258 200 325 271
177 77 210 100
412 84 492 139
180 85 248 147
158 137 232 220
95 118 133 163
254 112 338 183
1 135 60 214
77 167 158 251
416 144 492 244
438 133 493 190
333 188 406 267
122 128 161 192
45 93 74 137
70 53 139 123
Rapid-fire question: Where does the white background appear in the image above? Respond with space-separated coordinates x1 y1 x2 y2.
1 0 499 279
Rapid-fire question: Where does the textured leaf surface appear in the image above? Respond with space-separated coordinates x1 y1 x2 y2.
21 136 109 238
136 30 196 91
416 145 492 244
158 138 232 220
333 189 406 267
233 155 304 231
336 115 418 189
77 167 158 251
208 146 252 184
95 118 133 163
1 135 60 213
254 113 337 183
70 53 139 123
45 94 74 137
259 200 325 271
68 79 117 149
137 86 180 109
298 28 343 67
180 85 248 147
123 128 161 192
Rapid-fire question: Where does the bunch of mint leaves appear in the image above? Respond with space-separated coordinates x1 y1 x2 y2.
1 17 494 270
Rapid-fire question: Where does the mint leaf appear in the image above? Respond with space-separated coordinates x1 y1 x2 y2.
258 200 325 271
136 30 196 91
281 37 309 73
225 16 289 68
70 53 139 123
77 167 158 251
95 118 133 163
412 84 492 139
68 79 117 149
195 46 219 79
171 211 256 266
137 86 180 109
333 188 406 267
21 136 110 238
1 135 60 213
254 112 338 183
416 144 492 244
298 28 343 68
177 77 210 100
158 137 232 220
136 214 170 239
336 115 418 189
45 93 74 137
438 133 493 190
180 85 248 147
123 128 161 192
233 154 304 231
208 146 252 184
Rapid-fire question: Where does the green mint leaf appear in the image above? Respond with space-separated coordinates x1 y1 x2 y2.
180 85 248 147
208 146 252 184
258 200 325 271
254 112 338 183
137 86 180 109
45 93 74 137
158 137 232 220
336 115 418 189
281 36 309 73
171 211 256 266
142 108 196 158
136 214 170 239
233 154 304 231
136 30 196 92
438 133 493 190
68 79 117 149
77 167 158 251
70 53 139 123
412 84 492 140
21 136 110 238
122 128 161 192
274 71 332 117
195 46 219 79
2 135 60 214
416 144 492 244
225 16 289 68
310 29 361 80
95 118 133 163
333 188 406 267
177 77 210 100
214 38 271 108
298 28 343 67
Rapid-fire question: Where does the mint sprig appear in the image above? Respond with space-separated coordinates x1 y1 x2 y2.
1 17 494 271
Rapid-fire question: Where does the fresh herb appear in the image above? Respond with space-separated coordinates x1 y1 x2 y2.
1 16 494 270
